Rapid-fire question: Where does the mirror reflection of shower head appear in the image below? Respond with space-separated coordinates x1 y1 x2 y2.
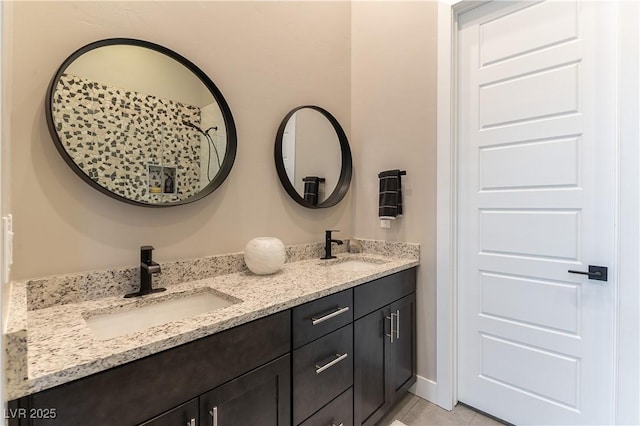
182 120 202 133
182 121 218 135
182 121 222 179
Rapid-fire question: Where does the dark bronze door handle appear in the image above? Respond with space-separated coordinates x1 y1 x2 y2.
568 265 608 281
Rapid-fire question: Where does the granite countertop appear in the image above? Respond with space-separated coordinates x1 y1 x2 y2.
5 251 419 400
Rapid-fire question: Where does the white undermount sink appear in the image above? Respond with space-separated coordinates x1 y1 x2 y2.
84 290 239 340
329 259 384 272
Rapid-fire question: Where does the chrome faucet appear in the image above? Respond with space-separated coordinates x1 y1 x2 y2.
125 245 166 298
321 230 344 260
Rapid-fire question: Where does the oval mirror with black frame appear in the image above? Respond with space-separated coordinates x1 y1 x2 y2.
274 106 352 208
45 38 237 207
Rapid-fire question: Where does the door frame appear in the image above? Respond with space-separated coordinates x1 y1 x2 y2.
435 1 640 423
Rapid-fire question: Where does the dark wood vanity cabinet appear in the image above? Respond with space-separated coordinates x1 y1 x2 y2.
199 354 291 426
354 270 417 426
9 267 417 426
291 268 416 426
9 311 291 426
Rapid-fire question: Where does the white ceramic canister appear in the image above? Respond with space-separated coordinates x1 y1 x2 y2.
243 237 286 275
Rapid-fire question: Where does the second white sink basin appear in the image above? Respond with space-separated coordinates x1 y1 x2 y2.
330 260 383 272
84 290 239 340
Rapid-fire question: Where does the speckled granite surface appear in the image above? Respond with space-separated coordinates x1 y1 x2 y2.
24 241 350 311
5 240 418 400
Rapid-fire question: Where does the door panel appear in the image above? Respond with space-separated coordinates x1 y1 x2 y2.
479 209 580 259
199 355 290 426
389 294 416 395
480 272 580 334
457 1 616 424
354 309 387 426
479 63 579 128
480 334 579 408
479 137 579 190
479 0 578 66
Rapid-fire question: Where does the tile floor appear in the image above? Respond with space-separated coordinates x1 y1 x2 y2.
377 393 507 426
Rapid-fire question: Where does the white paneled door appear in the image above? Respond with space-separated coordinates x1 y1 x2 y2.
457 1 616 424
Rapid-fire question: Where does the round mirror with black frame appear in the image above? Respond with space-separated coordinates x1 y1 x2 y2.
45 38 237 207
274 106 352 208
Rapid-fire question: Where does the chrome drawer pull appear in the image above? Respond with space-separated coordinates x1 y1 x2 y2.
209 406 218 426
311 306 350 325
386 312 396 343
395 309 400 339
315 352 348 374
187 419 195 426
331 423 344 426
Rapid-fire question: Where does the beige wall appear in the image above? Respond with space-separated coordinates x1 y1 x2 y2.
8 1 352 279
351 1 438 381
6 0 439 383
2 0 13 407
1 2 11 222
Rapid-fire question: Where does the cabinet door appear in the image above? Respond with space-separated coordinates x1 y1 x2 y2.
354 293 417 426
354 308 390 426
139 398 199 426
387 293 417 401
199 354 290 426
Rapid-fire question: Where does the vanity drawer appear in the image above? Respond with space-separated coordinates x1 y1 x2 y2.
299 387 353 426
354 268 416 319
293 289 353 348
293 324 353 425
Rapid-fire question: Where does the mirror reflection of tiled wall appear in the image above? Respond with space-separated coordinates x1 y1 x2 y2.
52 73 202 202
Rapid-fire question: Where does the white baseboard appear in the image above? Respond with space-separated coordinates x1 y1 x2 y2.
409 375 437 404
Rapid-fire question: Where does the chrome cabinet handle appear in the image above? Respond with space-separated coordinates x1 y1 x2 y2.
331 423 344 426
187 419 195 426
311 306 350 325
395 309 400 339
209 406 218 426
315 353 348 374
386 312 396 343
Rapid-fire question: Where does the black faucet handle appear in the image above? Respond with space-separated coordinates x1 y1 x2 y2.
322 230 341 260
125 245 165 298
140 245 155 263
